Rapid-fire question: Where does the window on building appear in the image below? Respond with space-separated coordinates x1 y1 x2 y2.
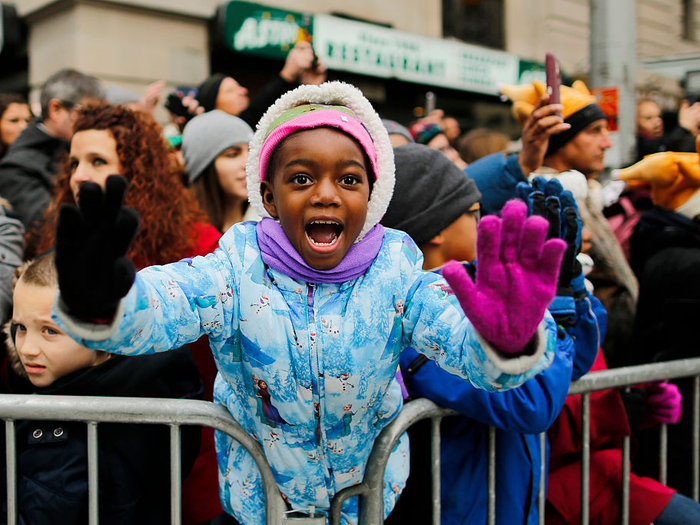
442 0 504 49
683 0 696 41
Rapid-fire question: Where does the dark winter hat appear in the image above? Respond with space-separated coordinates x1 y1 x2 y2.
409 121 444 145
500 79 607 156
382 143 481 246
196 73 227 113
382 119 414 143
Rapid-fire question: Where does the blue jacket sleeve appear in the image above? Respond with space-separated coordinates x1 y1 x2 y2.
464 153 526 215
568 292 607 380
399 327 575 434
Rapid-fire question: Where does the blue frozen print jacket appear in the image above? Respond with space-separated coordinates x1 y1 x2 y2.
54 223 557 524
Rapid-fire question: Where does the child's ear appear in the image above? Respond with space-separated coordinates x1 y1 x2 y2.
260 181 279 219
427 233 444 246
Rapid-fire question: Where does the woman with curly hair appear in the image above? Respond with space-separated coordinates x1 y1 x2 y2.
0 93 32 159
33 103 225 525
35 103 219 266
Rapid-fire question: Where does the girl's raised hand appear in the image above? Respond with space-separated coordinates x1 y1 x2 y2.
55 175 139 320
441 200 565 354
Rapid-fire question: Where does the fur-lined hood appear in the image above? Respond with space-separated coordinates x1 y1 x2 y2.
246 81 395 242
4 320 27 381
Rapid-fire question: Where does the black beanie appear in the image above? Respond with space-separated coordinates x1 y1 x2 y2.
382 143 482 246
196 73 227 113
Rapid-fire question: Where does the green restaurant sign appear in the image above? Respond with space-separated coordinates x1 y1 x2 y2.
313 13 517 95
223 1 311 60
222 1 532 95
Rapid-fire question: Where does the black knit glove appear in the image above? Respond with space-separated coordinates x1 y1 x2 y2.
517 176 582 293
55 175 139 320
517 177 583 327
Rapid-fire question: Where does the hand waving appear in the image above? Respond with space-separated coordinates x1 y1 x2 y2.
441 200 565 354
517 176 582 295
55 175 139 320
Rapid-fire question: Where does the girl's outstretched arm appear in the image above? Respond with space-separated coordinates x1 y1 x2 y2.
52 175 241 355
400 200 563 392
55 175 139 321
441 199 566 355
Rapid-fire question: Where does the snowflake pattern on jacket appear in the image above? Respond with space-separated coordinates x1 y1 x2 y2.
54 222 557 524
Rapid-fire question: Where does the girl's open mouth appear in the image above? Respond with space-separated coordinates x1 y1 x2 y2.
305 220 343 251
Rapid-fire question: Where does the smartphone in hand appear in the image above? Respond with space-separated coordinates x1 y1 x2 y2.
164 92 198 126
545 52 561 115
425 91 436 115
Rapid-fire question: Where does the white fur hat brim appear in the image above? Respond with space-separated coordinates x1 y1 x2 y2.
246 81 395 242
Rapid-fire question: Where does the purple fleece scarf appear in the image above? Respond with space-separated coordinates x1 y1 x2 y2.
256 217 384 284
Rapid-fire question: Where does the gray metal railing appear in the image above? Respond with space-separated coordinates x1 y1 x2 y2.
0 395 289 525
357 357 700 525
3 357 700 524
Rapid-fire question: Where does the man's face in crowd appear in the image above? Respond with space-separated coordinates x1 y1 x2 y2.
50 97 101 142
637 100 663 138
554 119 612 177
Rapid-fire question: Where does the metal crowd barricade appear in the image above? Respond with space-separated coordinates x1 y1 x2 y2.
355 357 700 525
0 395 290 525
567 357 700 525
3 357 700 524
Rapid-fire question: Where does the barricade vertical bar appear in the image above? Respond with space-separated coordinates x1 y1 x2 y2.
581 393 590 525
6 420 16 525
621 387 631 525
431 417 441 525
87 422 99 525
659 424 667 486
170 424 182 525
539 432 546 525
487 425 496 525
694 376 700 501
621 435 630 525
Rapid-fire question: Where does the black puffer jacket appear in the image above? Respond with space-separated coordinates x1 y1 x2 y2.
628 207 700 496
0 119 68 229
1 347 203 525
629 207 700 365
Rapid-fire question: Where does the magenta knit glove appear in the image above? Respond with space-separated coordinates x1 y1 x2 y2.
645 382 682 425
441 200 566 354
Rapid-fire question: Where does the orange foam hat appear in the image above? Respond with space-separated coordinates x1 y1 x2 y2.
500 80 598 127
616 135 700 212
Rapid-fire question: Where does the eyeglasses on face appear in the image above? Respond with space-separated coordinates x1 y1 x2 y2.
466 207 481 222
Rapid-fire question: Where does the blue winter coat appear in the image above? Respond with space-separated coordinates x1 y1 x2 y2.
465 153 525 215
398 276 607 525
54 223 558 524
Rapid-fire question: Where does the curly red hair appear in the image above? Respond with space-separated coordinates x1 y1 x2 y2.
35 103 207 267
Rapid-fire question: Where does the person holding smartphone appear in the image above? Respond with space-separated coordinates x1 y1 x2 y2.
167 41 326 131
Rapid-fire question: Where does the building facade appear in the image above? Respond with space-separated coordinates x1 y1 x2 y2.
3 0 700 133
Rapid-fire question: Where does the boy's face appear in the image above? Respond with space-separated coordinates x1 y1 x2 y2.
12 280 108 387
437 204 480 265
261 127 371 270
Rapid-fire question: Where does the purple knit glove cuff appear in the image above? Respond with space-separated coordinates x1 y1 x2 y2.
441 200 566 354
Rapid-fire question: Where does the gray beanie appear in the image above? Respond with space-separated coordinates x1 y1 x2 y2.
182 109 254 185
382 119 414 143
382 143 481 246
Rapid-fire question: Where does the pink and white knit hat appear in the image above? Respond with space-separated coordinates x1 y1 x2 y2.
247 81 395 243
257 105 379 183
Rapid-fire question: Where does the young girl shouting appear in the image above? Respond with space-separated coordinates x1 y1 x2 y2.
52 82 565 524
